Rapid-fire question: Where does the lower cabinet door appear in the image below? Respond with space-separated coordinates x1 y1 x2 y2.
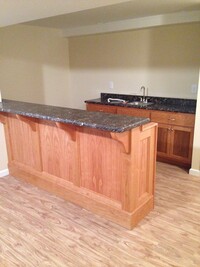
157 124 171 157
170 125 194 163
157 124 194 166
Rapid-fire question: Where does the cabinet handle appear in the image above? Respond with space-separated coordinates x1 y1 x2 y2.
168 118 175 121
167 127 174 132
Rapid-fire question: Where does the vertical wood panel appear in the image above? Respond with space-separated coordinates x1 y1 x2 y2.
138 127 157 206
79 128 122 202
39 121 76 183
171 126 193 161
122 123 157 213
7 114 42 171
122 127 140 211
138 137 149 198
157 126 169 154
2 112 157 229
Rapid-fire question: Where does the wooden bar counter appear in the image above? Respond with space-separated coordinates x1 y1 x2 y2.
0 99 157 229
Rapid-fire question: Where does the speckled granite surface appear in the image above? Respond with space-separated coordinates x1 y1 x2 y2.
0 99 149 133
85 93 196 114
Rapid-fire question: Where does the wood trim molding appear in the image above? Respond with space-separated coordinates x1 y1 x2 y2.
15 114 38 132
0 112 7 124
189 168 200 177
0 168 9 178
141 122 158 132
55 122 77 141
110 131 131 154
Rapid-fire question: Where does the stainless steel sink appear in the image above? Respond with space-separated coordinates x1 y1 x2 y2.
106 98 153 106
127 101 153 106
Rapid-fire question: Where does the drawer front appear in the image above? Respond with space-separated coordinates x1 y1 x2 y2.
151 110 195 127
86 103 117 114
117 107 151 118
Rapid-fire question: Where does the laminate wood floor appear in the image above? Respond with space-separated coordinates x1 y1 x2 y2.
0 162 200 267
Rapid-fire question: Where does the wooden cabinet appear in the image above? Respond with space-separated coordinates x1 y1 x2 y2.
151 111 195 127
0 111 157 229
151 111 194 167
86 103 117 114
117 107 151 118
86 103 195 167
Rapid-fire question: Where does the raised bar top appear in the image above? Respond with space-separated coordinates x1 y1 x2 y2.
0 99 149 133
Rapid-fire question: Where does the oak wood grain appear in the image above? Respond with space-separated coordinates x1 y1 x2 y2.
78 127 122 202
1 112 157 229
86 103 117 113
151 110 195 127
7 114 42 171
39 120 77 183
86 103 195 168
117 106 151 118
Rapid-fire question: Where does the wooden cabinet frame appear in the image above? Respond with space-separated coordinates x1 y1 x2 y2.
86 103 195 167
86 103 117 113
0 111 157 229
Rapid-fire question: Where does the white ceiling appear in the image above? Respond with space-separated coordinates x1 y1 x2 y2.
24 0 200 29
1 0 200 36
0 0 127 27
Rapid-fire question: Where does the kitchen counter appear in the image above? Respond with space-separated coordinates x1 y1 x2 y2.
0 99 157 229
85 93 196 114
0 99 149 133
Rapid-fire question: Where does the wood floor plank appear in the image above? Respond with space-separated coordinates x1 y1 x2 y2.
0 162 200 267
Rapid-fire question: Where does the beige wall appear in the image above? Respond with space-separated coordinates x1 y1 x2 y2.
0 24 71 172
190 70 200 176
0 25 70 107
69 23 200 109
0 23 200 173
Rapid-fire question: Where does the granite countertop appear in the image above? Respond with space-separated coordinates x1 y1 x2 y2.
0 99 149 133
85 93 196 114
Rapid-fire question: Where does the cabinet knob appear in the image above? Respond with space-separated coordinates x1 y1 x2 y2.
167 127 174 131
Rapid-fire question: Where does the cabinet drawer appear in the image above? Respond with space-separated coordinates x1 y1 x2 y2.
86 103 117 114
151 110 195 127
117 107 151 118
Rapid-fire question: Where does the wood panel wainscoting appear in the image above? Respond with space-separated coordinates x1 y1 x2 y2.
0 112 157 229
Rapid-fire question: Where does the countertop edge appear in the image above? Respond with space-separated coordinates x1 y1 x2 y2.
0 99 150 133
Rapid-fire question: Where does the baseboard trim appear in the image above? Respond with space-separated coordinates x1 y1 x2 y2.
0 168 9 178
189 168 200 177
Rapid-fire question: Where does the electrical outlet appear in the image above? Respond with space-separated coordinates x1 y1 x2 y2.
109 81 114 89
191 84 197 94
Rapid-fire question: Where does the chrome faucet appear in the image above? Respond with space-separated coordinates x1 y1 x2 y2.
140 86 146 102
